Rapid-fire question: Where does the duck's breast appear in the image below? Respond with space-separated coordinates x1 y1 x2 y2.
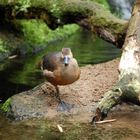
54 58 80 85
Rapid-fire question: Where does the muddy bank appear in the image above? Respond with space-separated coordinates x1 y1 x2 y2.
4 58 120 120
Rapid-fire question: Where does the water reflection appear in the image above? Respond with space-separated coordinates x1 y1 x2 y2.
43 29 120 65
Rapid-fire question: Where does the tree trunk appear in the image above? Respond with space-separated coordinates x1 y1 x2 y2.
92 0 140 123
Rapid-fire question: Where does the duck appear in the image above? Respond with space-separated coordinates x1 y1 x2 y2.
41 48 80 111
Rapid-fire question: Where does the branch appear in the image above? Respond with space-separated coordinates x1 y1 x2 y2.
0 0 128 47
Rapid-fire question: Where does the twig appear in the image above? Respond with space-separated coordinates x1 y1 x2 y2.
95 119 116 124
8 55 18 59
57 124 63 133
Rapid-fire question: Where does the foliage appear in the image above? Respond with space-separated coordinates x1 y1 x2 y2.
17 19 79 46
50 0 62 18
14 0 31 14
47 24 80 41
0 38 10 61
91 0 109 10
0 18 79 61
18 20 49 45
0 38 8 53
1 98 11 112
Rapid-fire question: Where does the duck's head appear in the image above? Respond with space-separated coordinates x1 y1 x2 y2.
61 48 73 66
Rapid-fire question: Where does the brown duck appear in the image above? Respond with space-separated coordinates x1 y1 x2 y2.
41 48 80 111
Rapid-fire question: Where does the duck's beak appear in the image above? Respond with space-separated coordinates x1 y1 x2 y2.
63 56 70 66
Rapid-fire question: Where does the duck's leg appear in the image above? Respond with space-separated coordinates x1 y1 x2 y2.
55 86 74 112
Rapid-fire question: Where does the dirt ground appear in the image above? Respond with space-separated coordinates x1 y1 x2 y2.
60 58 119 103
45 58 120 120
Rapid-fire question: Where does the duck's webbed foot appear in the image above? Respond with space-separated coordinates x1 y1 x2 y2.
91 108 107 125
55 86 74 112
57 100 74 112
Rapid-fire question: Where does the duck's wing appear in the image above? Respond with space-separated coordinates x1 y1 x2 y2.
42 52 61 71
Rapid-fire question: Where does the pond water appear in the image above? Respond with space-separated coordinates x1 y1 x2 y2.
0 29 120 101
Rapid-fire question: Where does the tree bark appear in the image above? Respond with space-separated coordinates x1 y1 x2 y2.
0 0 128 48
92 0 140 123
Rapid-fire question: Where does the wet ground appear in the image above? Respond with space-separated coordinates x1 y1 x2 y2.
0 104 140 140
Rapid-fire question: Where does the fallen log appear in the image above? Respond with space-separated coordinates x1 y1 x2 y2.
91 0 140 123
